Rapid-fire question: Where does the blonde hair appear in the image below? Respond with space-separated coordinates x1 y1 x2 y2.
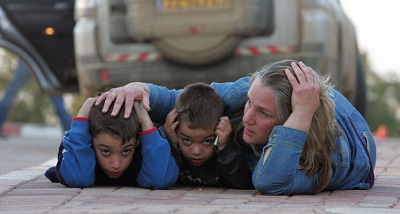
250 59 339 193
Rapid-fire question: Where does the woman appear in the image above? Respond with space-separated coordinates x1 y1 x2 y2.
97 59 376 195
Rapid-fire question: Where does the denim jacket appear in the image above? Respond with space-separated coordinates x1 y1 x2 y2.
147 77 376 195
147 77 250 125
252 89 376 195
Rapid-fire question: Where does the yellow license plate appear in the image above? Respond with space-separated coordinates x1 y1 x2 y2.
157 0 230 11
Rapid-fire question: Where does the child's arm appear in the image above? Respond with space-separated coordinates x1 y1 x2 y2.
133 101 154 131
215 117 254 189
57 98 98 187
214 116 232 151
133 102 179 189
217 142 254 189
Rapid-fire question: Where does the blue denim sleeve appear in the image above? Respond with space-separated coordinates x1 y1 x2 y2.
147 84 181 125
137 129 179 189
60 120 96 188
147 76 250 122
210 76 250 117
252 126 319 195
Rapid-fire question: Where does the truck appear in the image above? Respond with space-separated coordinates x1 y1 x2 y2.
0 0 367 115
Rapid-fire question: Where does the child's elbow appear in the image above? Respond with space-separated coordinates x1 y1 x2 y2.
139 167 179 189
68 180 93 188
61 170 94 188
151 170 179 189
65 176 94 188
138 179 174 190
151 181 174 190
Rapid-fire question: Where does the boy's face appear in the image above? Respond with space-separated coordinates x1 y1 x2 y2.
93 133 136 179
177 122 216 166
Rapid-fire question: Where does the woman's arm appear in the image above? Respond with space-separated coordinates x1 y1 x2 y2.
94 77 251 122
252 126 317 195
283 62 320 133
210 77 250 117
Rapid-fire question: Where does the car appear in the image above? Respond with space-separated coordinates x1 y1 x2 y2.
0 0 367 115
0 0 77 93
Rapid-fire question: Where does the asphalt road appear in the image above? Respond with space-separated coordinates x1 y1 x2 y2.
0 135 61 175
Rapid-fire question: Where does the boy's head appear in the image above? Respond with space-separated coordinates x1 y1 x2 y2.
89 99 140 179
175 82 224 166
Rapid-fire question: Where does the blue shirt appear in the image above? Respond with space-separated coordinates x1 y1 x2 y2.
48 119 179 189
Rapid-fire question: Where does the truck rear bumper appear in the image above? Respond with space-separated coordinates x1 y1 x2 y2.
76 51 323 97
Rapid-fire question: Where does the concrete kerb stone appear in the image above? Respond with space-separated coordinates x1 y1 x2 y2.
0 158 56 195
1 123 63 139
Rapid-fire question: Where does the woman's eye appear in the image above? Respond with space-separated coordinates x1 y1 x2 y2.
260 111 267 118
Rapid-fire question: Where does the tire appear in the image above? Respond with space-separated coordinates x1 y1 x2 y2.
155 35 240 66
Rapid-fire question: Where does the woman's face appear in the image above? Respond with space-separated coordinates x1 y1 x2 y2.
242 79 281 145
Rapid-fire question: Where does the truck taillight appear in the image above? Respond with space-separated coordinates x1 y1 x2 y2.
99 70 110 83
75 0 96 20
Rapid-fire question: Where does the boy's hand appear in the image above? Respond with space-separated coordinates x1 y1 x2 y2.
77 97 98 118
215 116 232 151
164 108 179 149
133 101 153 131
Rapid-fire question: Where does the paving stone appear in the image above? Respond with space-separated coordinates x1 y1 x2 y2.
1 139 400 213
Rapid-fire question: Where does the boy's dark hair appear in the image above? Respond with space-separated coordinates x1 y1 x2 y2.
89 99 140 144
175 82 224 129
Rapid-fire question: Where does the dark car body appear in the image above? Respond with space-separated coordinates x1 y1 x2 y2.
0 0 367 116
0 0 77 93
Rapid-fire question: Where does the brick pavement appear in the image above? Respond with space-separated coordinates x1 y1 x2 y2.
0 138 399 214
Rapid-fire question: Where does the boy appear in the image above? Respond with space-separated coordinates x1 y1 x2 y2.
163 82 253 189
45 96 179 188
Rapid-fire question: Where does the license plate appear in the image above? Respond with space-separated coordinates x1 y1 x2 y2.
156 0 230 11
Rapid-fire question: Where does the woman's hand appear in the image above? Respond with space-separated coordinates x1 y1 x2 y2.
284 61 320 132
95 82 151 119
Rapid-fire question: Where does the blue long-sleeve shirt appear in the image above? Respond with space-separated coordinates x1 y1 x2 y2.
46 118 179 189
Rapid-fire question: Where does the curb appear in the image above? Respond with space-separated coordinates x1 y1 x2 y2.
0 158 57 195
1 123 63 139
